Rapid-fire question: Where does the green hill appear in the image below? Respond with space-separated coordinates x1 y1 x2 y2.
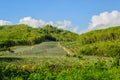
0 25 119 80
0 24 78 51
61 26 120 57
77 26 120 45
0 25 120 57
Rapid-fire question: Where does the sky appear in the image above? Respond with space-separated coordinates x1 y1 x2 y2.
0 0 120 33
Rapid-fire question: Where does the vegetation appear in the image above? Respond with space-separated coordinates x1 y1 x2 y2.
0 59 119 80
61 26 120 57
0 24 78 51
0 42 79 65
77 26 120 45
0 42 119 80
78 41 120 57
61 41 120 57
0 24 120 80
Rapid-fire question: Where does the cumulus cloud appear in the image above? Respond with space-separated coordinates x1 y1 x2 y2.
89 10 120 30
19 17 45 28
0 17 78 33
19 16 71 29
55 20 71 29
0 20 11 26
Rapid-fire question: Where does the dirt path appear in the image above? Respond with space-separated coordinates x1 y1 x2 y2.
57 42 72 55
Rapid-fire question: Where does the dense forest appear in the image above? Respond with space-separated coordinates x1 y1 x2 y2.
0 24 78 51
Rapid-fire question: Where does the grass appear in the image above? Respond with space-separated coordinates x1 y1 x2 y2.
1 42 66 57
0 42 80 66
0 41 115 66
0 56 80 67
61 41 120 57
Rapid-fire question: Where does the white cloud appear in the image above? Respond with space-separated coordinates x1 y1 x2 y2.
19 17 45 28
55 20 71 29
0 17 78 33
19 16 71 29
89 10 120 30
0 20 11 26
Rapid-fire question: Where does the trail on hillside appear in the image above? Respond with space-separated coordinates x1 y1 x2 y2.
57 42 73 56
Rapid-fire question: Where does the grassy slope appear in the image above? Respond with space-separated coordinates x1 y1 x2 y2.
61 26 120 57
0 42 80 66
0 26 119 80
0 41 113 66
0 42 119 80
78 26 120 45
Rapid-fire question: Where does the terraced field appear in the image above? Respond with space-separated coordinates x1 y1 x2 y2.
4 42 66 56
0 42 80 66
0 41 115 66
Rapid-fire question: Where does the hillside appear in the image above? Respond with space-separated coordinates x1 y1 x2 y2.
0 24 78 51
0 42 119 80
61 26 120 57
0 26 119 80
77 26 120 45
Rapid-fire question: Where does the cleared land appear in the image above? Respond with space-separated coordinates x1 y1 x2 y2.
0 42 80 66
0 42 114 67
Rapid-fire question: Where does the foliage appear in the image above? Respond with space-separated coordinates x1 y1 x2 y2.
0 59 119 80
0 25 120 79
43 25 78 41
77 26 120 45
0 24 44 49
61 26 120 57
78 41 120 57
0 24 78 51
0 42 80 66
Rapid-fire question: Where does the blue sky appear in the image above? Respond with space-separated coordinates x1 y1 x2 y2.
0 0 120 33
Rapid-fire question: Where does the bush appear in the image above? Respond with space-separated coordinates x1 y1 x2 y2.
0 61 119 80
78 41 120 57
77 26 120 45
